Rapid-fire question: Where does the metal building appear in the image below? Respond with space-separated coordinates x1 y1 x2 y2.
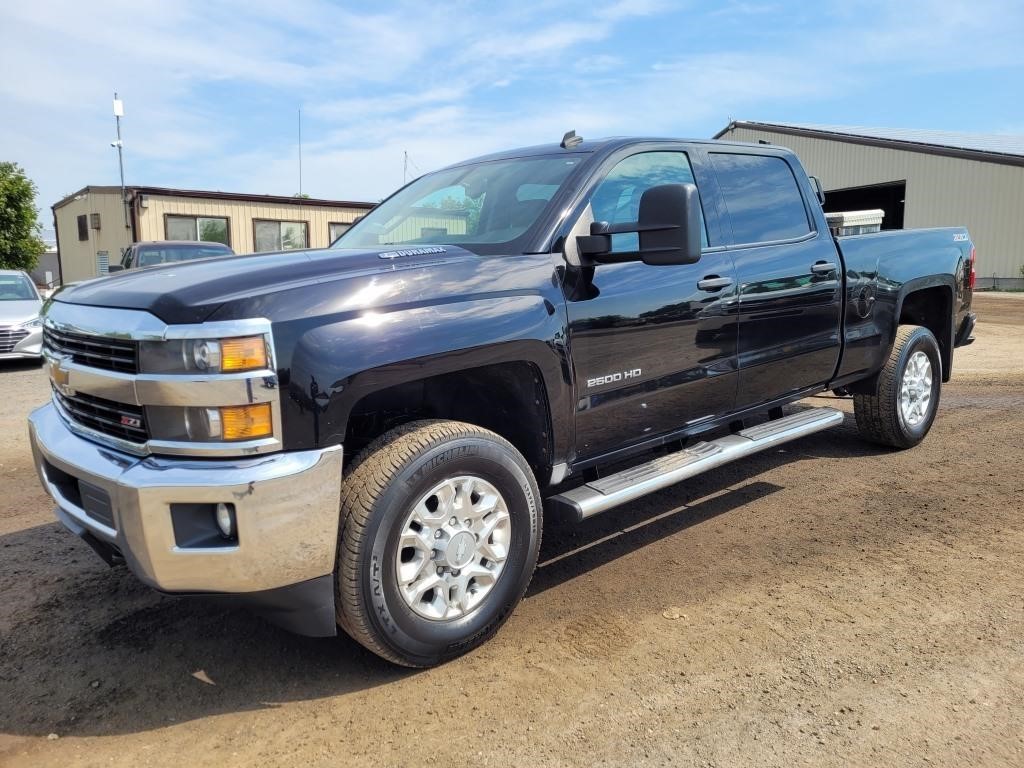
714 121 1024 288
52 186 376 284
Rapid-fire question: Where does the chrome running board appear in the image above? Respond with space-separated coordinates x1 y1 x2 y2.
548 407 844 521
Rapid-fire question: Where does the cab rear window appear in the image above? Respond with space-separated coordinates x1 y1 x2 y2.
711 153 811 245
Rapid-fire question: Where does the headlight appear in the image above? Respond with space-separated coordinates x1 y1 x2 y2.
19 317 42 329
140 335 269 374
148 403 274 442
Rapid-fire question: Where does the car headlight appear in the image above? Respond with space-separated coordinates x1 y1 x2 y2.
139 335 269 374
19 317 42 329
148 403 274 442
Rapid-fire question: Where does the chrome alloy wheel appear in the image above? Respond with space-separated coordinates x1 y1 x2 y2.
900 350 933 427
395 475 512 621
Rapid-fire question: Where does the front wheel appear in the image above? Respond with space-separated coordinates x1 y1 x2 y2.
335 420 542 667
853 324 942 448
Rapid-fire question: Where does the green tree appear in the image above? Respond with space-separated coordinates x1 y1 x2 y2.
0 162 45 271
438 193 484 233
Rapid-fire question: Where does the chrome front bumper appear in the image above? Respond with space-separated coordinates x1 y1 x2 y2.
29 402 343 595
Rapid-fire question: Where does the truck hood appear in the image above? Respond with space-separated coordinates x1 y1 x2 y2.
53 246 482 325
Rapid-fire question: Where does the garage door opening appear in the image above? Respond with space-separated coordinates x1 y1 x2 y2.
824 181 905 230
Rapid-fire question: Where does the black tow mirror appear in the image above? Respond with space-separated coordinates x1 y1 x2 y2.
577 183 702 266
106 264 125 273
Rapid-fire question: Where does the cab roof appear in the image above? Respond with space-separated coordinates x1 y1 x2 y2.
445 135 794 169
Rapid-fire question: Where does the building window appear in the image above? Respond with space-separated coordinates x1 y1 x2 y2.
254 220 308 252
165 215 230 245
328 222 350 244
77 214 88 241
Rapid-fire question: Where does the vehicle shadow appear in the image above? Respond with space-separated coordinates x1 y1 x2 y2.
0 526 408 737
0 358 44 372
532 405 887 593
0 408 890 738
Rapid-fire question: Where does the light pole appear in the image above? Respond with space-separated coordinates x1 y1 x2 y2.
111 93 128 229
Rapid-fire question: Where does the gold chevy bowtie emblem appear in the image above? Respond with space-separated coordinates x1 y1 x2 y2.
49 356 75 396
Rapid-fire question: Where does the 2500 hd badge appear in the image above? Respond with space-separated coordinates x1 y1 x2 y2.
587 368 643 387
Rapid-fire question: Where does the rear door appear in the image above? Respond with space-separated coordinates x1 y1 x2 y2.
564 148 739 460
709 150 842 408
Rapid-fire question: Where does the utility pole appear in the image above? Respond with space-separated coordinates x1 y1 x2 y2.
298 106 303 198
112 93 128 229
403 150 408 184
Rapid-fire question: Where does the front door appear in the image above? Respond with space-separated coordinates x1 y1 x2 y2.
564 150 739 461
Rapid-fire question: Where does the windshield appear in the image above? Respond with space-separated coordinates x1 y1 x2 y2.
0 274 39 301
136 244 232 267
332 154 585 254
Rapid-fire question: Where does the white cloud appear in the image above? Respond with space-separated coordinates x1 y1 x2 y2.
598 0 672 21
3 0 1024 224
573 54 624 74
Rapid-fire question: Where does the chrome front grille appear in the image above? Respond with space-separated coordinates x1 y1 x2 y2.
43 327 138 373
42 303 282 457
52 387 148 444
0 327 30 353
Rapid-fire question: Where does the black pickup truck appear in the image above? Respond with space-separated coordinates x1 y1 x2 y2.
29 135 976 667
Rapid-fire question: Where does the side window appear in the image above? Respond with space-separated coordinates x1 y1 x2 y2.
710 153 811 244
590 151 708 253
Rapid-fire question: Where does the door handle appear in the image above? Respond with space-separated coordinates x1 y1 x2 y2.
811 261 837 274
697 276 734 291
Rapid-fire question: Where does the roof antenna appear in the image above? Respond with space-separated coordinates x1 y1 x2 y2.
560 129 583 149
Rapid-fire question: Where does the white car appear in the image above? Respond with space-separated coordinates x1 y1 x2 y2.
0 270 43 361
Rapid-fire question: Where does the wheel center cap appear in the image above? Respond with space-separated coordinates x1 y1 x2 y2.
446 531 476 568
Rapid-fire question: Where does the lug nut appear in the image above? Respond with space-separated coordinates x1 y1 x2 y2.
451 569 460 577
449 517 458 526
464 519 471 527
436 566 445 575
434 530 443 539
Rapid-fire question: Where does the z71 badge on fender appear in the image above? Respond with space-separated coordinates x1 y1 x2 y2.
587 368 642 387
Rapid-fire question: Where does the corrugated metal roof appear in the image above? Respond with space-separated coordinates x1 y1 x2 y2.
714 121 1024 164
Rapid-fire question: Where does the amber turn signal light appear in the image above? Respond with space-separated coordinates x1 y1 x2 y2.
220 336 268 372
220 403 273 440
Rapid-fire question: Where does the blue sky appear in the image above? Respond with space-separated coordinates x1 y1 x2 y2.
3 0 1024 224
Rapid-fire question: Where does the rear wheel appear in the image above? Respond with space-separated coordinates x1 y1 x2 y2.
853 324 941 448
335 420 542 667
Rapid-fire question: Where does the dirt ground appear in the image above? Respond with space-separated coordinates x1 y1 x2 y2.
2 292 1023 768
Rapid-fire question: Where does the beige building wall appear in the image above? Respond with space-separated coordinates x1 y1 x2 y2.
135 195 367 253
720 126 1024 282
54 187 374 283
53 189 134 283
385 211 469 242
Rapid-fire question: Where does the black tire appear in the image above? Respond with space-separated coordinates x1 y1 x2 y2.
853 324 942 448
335 420 542 667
